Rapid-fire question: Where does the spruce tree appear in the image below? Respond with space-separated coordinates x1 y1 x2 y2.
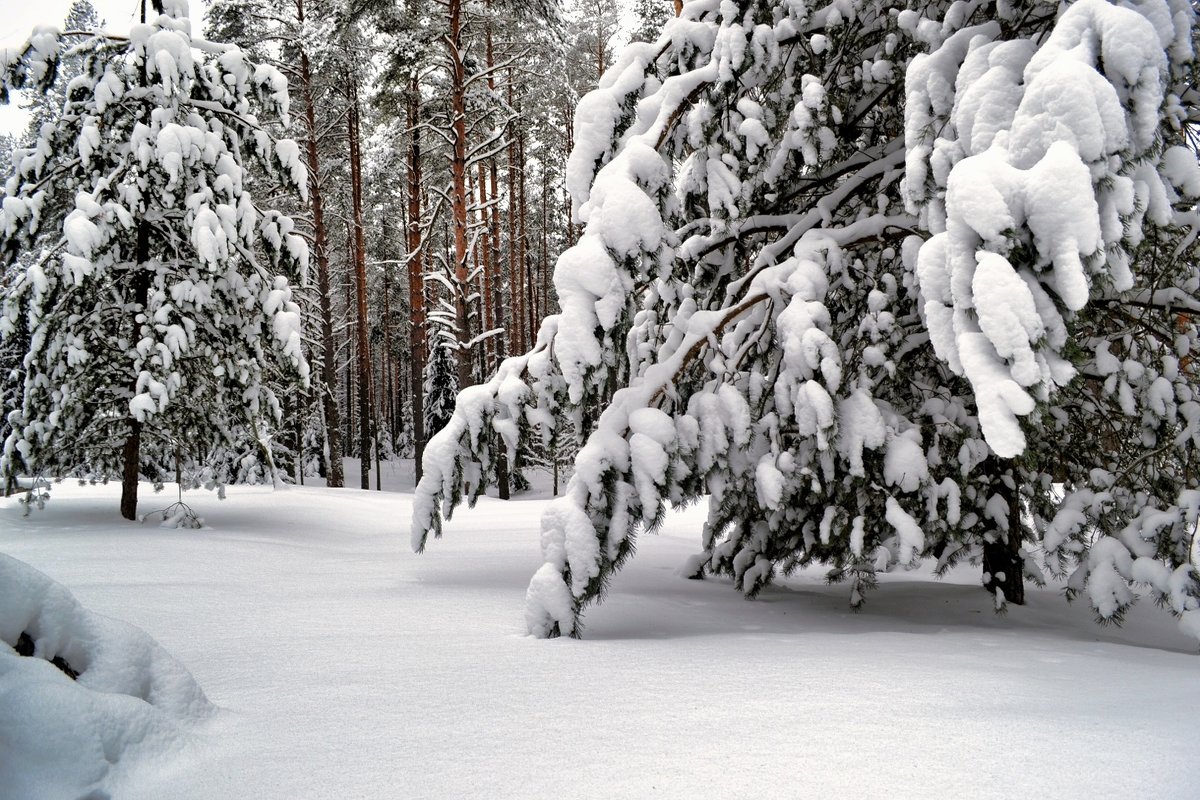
424 332 459 440
0 0 310 518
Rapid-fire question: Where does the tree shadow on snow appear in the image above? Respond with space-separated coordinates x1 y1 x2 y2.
582 566 1198 656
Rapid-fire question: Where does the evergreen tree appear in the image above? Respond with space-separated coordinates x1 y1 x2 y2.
0 0 310 518
205 0 352 489
627 0 672 44
20 0 104 138
423 330 459 439
413 0 1200 641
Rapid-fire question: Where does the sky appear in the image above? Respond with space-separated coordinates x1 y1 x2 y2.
0 0 204 136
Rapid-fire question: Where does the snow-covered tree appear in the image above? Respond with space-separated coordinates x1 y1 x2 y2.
907 0 1200 629
0 0 310 519
20 1 104 137
627 0 674 44
424 330 459 440
413 0 1200 641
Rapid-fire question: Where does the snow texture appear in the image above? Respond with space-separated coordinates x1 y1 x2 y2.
0 552 212 798
4 481 1199 799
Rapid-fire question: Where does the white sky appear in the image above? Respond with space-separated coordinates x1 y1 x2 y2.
0 0 203 135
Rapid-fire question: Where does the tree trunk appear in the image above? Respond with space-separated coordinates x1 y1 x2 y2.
448 0 472 390
507 71 525 354
983 464 1025 606
120 420 141 520
293 389 305 484
518 129 533 343
480 12 512 501
541 165 549 318
380 219 396 455
406 77 427 484
121 221 152 521
296 0 344 488
348 79 372 491
478 161 494 371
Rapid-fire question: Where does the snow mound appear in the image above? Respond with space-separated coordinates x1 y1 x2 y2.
0 552 213 797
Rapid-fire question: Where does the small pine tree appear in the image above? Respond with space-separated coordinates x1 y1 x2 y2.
0 0 310 519
424 330 459 440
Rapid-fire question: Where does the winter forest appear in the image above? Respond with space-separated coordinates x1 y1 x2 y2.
1 0 1199 796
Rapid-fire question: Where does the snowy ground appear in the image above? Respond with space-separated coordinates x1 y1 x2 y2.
1 468 1197 799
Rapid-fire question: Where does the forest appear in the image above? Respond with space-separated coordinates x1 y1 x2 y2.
0 0 1199 794
0 0 659 501
2 0 1199 634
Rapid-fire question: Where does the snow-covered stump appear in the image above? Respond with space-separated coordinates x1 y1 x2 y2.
0 552 213 796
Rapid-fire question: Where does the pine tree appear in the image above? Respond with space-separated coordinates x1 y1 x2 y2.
627 0 672 44
423 331 459 440
0 0 310 519
19 1 103 135
206 0 350 490
413 0 1200 641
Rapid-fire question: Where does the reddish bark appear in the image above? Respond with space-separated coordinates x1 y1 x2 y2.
406 76 427 483
448 0 472 389
348 79 372 490
296 0 344 488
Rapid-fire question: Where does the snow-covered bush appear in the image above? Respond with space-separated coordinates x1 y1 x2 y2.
0 552 213 796
414 0 1200 641
0 1 310 519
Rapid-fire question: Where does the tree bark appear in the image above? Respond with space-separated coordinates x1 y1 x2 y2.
484 1 510 501
518 129 533 344
478 161 494 371
296 0 344 488
121 221 152 520
447 0 472 390
983 464 1025 606
506 70 524 354
120 421 142 520
348 79 372 491
406 77 427 483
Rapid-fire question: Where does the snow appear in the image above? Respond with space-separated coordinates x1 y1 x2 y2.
971 251 1044 386
0 552 212 797
883 430 929 493
2 477 1197 798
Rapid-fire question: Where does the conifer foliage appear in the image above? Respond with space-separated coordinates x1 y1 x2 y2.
0 0 309 518
414 0 1200 640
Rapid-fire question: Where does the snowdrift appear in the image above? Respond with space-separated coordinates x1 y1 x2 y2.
0 552 213 797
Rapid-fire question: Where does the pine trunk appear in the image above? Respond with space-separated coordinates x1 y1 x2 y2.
406 79 427 483
121 221 152 520
518 130 533 343
478 161 494 371
380 234 395 451
296 0 344 488
448 0 472 390
983 465 1025 606
348 81 372 491
506 71 524 353
484 5 510 501
120 420 141 520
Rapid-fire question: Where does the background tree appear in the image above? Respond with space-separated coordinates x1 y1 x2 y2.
0 0 310 518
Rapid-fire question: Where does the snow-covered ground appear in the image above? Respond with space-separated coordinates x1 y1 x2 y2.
2 471 1196 799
